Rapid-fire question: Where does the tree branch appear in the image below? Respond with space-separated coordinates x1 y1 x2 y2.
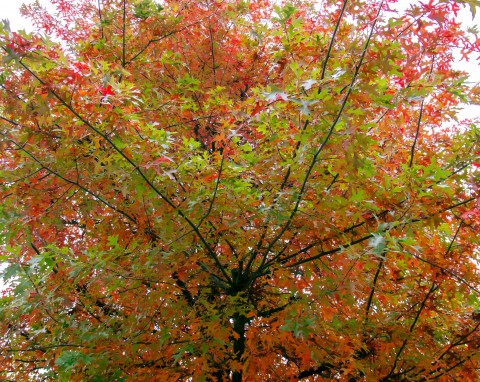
14 59 232 285
0 129 139 227
384 281 438 380
196 153 224 228
125 19 208 66
409 56 433 168
297 363 334 380
365 257 384 321
261 195 476 271
209 24 217 86
408 98 424 168
319 0 348 83
97 0 104 40
260 1 384 265
122 0 127 67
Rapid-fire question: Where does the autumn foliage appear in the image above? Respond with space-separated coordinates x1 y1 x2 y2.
1 0 480 380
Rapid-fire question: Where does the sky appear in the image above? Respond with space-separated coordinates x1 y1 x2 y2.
3 0 479 76
2 0 39 31
2 0 480 33
0 0 479 129
2 0 479 120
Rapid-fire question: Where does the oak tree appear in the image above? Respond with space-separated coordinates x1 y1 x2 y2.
1 0 480 380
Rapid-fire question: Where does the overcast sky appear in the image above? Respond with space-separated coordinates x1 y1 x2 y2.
3 0 40 31
2 0 480 108
3 0 480 120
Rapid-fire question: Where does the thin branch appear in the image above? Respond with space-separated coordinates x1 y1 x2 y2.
268 195 476 270
259 1 384 266
14 60 232 285
411 252 480 294
396 14 425 38
385 282 438 379
339 161 471 235
125 19 207 66
285 233 374 268
246 0 349 269
441 355 472 375
365 257 384 321
257 302 291 318
0 167 44 186
197 154 224 228
435 321 480 365
319 0 348 84
409 56 433 168
256 232 299 274
209 24 217 86
444 197 476 211
97 0 104 40
326 173 338 191
5 344 90 353
0 129 139 226
131 300 166 339
408 98 424 168
298 363 334 380
122 0 127 67
405 222 480 294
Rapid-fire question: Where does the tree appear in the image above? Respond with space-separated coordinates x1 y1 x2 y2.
0 0 479 380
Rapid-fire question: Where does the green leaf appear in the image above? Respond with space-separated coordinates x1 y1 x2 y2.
107 235 119 248
1 263 21 282
273 4 297 25
369 233 386 258
55 350 93 370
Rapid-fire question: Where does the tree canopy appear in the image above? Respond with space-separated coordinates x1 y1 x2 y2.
1 0 480 380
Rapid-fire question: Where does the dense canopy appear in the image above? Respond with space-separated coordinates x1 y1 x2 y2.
0 0 480 380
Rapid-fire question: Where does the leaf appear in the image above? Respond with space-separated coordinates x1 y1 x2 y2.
55 351 93 370
0 263 20 282
290 98 318 116
0 0 479 380
301 79 317 90
107 235 118 247
369 233 386 258
262 86 289 101
451 0 480 18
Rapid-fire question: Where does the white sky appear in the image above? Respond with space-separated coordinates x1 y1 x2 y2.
2 0 480 32
2 0 479 119
2 0 39 31
3 0 479 74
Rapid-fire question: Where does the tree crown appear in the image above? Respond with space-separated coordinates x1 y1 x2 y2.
1 0 479 381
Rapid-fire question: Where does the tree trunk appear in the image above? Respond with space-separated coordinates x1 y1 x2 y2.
231 312 248 382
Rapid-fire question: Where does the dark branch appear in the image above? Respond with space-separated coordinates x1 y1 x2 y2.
260 1 384 264
319 0 348 83
408 98 424 168
384 282 438 379
122 0 127 67
15 59 232 285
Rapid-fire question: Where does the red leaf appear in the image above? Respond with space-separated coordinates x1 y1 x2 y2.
99 85 115 96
